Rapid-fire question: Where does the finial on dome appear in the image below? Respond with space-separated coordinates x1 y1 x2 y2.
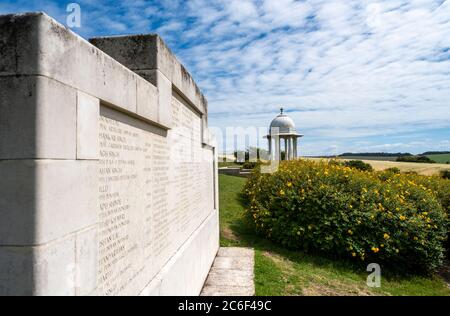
280 107 284 115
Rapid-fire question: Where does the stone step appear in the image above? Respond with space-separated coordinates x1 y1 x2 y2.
201 247 255 296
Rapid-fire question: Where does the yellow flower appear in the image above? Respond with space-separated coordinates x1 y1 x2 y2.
279 190 285 196
371 247 380 253
351 252 357 257
383 233 390 240
399 215 406 221
348 229 353 235
287 182 292 187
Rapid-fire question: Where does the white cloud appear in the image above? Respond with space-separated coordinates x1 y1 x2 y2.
261 0 312 28
227 0 258 22
3 0 449 155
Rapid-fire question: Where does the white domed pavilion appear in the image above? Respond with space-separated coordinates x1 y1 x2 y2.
266 108 303 161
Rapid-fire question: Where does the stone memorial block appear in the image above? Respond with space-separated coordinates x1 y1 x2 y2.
0 12 219 296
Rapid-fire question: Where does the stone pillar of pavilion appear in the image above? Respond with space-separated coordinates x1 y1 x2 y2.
265 108 303 161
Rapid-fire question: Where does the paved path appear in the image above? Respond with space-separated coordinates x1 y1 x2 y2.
201 247 255 296
438 260 450 289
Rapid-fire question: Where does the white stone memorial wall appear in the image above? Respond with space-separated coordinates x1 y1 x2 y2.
0 12 219 296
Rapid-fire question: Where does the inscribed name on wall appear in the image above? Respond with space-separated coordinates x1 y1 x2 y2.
97 101 214 295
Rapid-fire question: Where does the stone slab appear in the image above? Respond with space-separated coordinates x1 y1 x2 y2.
75 226 98 296
89 34 207 115
0 226 100 296
0 159 98 245
211 256 254 272
140 209 219 296
0 13 174 129
77 91 100 160
129 68 174 129
201 248 255 296
0 13 40 75
0 13 138 115
97 104 215 295
205 270 254 288
0 235 76 296
217 247 255 258
136 75 159 124
0 75 77 160
89 35 159 73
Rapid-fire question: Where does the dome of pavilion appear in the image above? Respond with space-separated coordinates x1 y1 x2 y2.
269 108 297 134
265 107 303 161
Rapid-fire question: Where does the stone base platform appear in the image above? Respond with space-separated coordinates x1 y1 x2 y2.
201 247 255 296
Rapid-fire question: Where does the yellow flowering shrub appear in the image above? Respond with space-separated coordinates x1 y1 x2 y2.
377 170 450 251
243 159 448 273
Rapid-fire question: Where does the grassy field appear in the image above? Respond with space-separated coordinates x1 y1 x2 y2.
219 174 450 296
338 156 399 161
316 154 450 164
427 154 450 164
305 157 450 176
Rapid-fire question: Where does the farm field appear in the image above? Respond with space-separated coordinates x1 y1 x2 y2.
427 154 450 164
338 156 398 161
219 174 450 296
305 157 450 176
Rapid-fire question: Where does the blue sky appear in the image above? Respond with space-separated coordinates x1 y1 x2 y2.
2 0 449 155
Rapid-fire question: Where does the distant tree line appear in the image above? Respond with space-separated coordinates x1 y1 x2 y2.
339 151 450 157
396 156 435 163
422 151 450 155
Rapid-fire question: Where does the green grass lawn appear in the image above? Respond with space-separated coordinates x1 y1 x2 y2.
219 174 450 296
427 154 450 164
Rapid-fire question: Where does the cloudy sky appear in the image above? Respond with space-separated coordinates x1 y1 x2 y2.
2 0 449 155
